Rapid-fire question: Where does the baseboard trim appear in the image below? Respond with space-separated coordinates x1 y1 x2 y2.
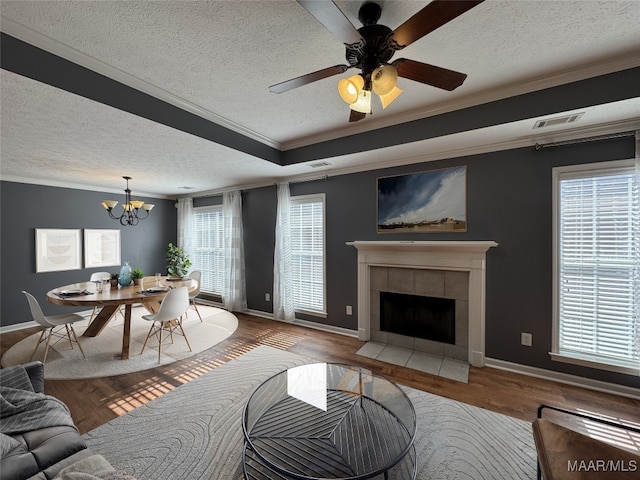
293 318 359 338
243 309 359 338
0 320 39 333
485 357 640 400
243 308 273 320
196 298 224 308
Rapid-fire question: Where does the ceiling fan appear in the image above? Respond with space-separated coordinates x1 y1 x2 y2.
269 0 484 122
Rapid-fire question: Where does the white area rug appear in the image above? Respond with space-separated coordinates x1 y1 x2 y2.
84 345 537 480
1 305 238 379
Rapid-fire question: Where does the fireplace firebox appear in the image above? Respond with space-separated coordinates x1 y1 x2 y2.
380 291 455 345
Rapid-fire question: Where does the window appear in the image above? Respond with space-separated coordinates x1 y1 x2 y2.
192 206 224 294
552 159 639 374
290 194 326 315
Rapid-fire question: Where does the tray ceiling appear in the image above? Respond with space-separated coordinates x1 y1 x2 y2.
1 1 639 196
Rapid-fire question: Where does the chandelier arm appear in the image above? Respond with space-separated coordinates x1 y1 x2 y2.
135 208 150 220
106 209 120 221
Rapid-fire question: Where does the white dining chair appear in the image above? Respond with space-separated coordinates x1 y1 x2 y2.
22 291 86 364
187 270 203 322
140 287 192 363
88 271 111 321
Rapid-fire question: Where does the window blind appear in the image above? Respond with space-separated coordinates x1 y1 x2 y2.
558 167 639 369
192 207 224 294
290 196 325 313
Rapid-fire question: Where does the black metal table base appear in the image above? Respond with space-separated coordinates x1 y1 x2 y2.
243 389 416 480
243 442 416 480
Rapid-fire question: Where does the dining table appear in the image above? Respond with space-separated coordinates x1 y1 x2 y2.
46 276 196 360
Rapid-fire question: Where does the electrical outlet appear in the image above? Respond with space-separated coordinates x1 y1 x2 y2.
346 305 352 315
265 293 270 302
521 332 532 347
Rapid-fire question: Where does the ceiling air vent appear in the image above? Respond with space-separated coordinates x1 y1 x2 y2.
309 161 331 168
534 112 583 129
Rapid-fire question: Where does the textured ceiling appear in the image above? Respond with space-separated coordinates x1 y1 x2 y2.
1 0 639 197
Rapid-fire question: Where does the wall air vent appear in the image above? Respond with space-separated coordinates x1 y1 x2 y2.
309 161 331 168
534 112 583 129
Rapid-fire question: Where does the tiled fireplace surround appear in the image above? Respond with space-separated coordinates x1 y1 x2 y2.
348 241 498 367
369 266 470 362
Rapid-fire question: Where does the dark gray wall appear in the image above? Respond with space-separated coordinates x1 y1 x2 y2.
1 181 176 326
242 136 639 388
2 138 637 388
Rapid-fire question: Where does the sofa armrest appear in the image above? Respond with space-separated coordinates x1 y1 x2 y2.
0 362 44 393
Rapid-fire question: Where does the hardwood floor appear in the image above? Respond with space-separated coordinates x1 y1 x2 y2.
1 312 638 436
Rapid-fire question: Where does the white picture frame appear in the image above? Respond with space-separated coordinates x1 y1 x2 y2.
35 228 82 273
84 229 121 268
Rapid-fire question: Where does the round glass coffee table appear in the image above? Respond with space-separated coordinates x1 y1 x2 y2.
242 363 416 479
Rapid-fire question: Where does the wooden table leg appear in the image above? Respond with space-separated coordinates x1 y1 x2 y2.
83 304 119 337
120 304 132 360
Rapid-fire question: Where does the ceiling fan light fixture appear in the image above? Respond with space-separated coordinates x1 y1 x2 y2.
371 65 398 95
379 85 403 109
349 89 372 114
338 74 364 104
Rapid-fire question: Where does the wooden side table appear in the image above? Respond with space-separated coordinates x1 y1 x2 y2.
532 404 640 479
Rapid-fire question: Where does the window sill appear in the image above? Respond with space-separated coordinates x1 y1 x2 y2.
550 352 639 376
295 309 328 320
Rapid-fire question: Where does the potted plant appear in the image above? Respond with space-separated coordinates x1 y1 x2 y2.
132 268 144 286
166 243 192 279
110 273 119 288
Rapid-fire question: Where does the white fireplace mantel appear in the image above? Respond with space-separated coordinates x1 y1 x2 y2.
347 241 498 367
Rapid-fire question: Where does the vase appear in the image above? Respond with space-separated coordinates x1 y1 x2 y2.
118 262 132 287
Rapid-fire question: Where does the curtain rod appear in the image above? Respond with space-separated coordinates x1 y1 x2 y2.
534 131 635 150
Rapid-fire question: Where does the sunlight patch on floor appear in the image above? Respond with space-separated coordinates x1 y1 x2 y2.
107 377 176 415
104 342 262 416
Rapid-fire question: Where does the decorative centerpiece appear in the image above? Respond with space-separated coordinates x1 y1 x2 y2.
110 273 119 288
166 243 191 279
118 261 133 287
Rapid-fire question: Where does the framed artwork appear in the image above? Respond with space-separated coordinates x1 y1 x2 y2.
377 165 467 233
35 228 82 272
84 229 121 268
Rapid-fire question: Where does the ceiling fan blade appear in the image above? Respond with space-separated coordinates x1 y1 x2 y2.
349 110 367 122
269 65 351 94
391 0 484 49
297 0 364 46
393 58 467 91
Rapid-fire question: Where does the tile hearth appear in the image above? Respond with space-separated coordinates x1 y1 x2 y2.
356 341 469 383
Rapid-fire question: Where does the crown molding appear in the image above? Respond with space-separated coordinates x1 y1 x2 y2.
194 118 639 197
0 16 280 149
5 120 637 199
323 118 639 176
0 175 174 199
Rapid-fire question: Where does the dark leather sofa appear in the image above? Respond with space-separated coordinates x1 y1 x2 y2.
1 361 94 480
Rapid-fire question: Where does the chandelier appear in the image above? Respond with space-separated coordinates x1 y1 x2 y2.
101 176 154 226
